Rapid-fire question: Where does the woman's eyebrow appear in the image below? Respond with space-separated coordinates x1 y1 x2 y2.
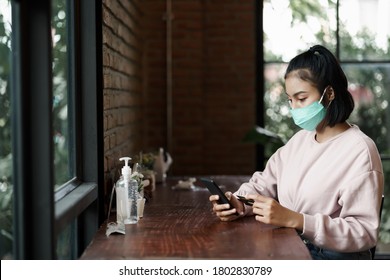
285 90 307 97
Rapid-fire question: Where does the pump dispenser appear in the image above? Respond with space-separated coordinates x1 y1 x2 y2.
120 157 132 181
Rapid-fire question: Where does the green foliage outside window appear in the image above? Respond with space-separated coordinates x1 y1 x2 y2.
0 0 70 259
0 0 13 259
52 0 71 189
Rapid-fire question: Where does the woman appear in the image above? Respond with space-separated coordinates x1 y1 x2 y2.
209 45 384 260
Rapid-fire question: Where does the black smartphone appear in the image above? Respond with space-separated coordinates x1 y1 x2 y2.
200 178 234 208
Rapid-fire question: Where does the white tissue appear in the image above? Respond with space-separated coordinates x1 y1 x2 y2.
105 222 125 236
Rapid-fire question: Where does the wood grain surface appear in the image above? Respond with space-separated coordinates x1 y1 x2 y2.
80 176 311 260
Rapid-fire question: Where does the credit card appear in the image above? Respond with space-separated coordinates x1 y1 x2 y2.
237 195 254 206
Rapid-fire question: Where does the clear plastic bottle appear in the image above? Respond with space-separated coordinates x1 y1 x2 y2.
115 157 130 225
115 157 138 224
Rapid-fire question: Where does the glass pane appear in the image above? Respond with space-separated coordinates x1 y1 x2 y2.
339 0 390 60
343 63 390 154
0 0 13 259
52 0 72 189
264 63 298 145
263 0 336 62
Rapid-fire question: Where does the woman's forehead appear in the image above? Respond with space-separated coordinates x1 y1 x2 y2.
285 75 317 95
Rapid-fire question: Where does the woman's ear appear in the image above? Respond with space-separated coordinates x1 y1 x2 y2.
327 86 335 101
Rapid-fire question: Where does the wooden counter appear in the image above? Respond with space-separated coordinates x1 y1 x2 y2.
80 175 311 260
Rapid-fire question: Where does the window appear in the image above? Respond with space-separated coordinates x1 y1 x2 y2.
3 0 103 260
263 0 390 257
52 0 74 189
0 0 13 260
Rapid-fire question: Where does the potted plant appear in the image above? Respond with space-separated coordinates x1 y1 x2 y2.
243 126 285 159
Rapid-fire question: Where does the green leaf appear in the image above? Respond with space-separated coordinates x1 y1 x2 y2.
243 126 284 145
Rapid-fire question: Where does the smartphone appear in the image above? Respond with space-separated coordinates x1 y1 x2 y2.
200 178 234 208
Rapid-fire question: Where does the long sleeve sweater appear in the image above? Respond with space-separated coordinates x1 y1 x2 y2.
235 125 384 252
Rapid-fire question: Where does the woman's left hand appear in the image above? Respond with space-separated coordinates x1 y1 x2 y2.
246 194 303 231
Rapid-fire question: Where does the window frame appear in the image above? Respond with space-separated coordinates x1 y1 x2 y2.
11 0 103 259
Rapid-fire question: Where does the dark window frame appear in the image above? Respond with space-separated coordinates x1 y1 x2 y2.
11 0 103 259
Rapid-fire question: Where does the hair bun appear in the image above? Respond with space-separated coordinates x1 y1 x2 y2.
309 46 320 55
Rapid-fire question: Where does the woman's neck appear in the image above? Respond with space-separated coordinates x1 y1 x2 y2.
315 122 351 143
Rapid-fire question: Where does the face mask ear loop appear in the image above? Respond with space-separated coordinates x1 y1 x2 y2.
318 87 328 104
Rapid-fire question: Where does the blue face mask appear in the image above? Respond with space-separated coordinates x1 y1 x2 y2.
289 89 327 131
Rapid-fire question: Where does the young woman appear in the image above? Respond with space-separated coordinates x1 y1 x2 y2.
209 45 384 260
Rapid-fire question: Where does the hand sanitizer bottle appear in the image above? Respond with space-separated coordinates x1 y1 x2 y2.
115 157 131 225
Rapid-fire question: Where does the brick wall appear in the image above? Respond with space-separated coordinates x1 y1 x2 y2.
102 0 144 193
103 0 256 193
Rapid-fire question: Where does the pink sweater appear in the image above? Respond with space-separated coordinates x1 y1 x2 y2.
235 125 384 252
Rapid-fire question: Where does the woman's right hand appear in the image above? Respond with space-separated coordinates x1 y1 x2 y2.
209 191 245 221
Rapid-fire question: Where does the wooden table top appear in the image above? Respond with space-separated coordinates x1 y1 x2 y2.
80 175 311 260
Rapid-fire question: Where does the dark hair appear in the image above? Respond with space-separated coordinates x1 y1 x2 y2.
284 45 354 127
